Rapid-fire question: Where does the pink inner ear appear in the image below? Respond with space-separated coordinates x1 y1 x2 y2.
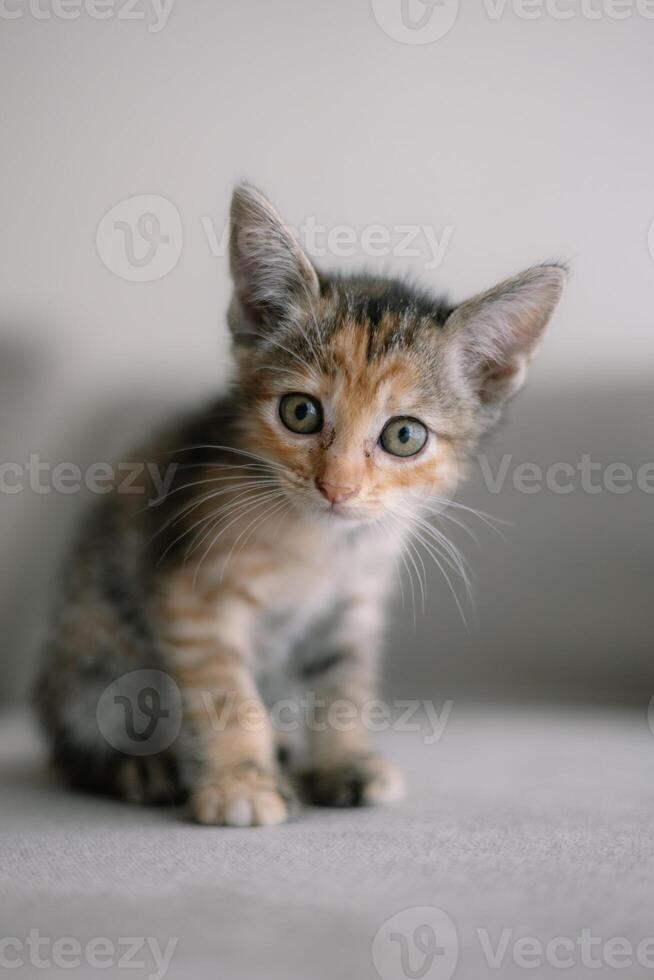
480 360 521 403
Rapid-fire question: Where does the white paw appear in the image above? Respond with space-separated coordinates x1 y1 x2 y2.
361 759 406 805
191 768 290 827
303 755 406 807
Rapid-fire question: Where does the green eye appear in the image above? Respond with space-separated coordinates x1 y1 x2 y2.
380 417 428 458
279 393 323 434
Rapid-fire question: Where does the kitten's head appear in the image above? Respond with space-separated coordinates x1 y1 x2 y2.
227 184 565 526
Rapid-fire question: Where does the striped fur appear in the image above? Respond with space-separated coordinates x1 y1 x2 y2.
36 185 566 825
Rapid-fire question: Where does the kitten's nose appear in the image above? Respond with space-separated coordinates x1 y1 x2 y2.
315 479 358 505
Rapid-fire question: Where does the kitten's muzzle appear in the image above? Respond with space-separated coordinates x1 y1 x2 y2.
315 478 359 506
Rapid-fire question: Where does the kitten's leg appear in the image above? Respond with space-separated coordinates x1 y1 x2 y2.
300 596 405 808
155 577 293 827
182 650 295 826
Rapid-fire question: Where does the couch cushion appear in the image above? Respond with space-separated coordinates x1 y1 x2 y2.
1 705 652 979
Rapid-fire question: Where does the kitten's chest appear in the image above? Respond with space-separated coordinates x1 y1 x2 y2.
249 529 382 677
252 548 349 669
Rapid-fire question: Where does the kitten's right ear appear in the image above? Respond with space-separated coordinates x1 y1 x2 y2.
228 183 319 342
442 264 567 406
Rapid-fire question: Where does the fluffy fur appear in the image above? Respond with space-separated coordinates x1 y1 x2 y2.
36 184 566 825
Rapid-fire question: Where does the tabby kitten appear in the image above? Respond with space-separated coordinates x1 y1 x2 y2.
37 184 566 826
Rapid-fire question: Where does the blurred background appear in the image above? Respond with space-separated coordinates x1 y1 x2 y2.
1 0 652 708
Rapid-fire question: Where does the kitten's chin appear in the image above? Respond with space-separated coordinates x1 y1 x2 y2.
312 501 382 527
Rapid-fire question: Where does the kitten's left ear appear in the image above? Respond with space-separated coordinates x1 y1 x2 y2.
443 264 567 405
228 183 319 341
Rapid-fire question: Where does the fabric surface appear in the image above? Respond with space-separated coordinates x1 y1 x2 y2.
1 704 653 979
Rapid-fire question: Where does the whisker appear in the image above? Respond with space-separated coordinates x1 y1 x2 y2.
151 473 279 505
400 508 474 584
137 469 264 515
373 517 406 609
386 514 418 624
390 507 473 629
185 488 283 562
219 495 290 583
155 484 279 565
270 499 293 544
168 444 291 473
149 478 279 545
177 461 280 474
421 505 481 547
191 490 286 587
400 530 426 616
423 495 509 535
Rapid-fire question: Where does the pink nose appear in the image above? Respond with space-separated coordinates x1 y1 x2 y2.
315 479 358 505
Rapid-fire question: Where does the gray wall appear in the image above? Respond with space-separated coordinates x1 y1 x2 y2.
1 0 652 705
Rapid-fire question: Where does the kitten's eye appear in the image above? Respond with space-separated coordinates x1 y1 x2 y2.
380 417 428 458
279 393 323 434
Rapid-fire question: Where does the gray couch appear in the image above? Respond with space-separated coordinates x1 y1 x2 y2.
2 703 653 979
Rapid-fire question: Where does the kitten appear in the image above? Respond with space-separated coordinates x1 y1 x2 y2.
36 184 566 826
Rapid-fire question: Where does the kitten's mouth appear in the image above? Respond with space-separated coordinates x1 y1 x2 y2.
316 499 379 524
323 502 354 518
279 480 380 524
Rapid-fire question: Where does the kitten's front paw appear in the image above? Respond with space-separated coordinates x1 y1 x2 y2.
191 765 295 827
302 754 405 808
